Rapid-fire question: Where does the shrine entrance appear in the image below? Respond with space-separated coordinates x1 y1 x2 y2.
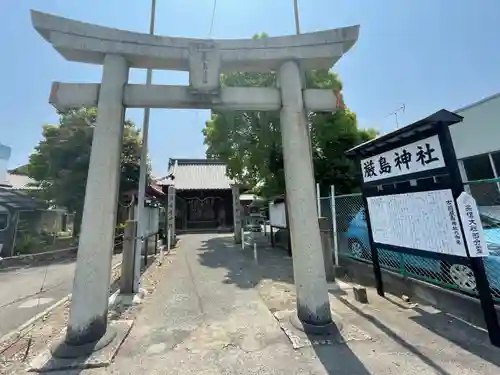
31 9 360 350
176 191 233 232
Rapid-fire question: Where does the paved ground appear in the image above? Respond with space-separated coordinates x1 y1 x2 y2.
0 254 122 338
41 232 499 375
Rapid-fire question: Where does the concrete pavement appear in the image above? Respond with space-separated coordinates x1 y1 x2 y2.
45 232 499 375
0 254 122 338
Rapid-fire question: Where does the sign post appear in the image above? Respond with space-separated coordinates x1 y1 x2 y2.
347 109 500 347
167 186 175 249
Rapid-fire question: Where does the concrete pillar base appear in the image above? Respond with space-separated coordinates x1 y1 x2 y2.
109 288 148 307
290 310 343 336
51 327 117 359
29 320 133 372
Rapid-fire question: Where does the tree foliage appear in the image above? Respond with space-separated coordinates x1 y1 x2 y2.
26 107 146 234
203 47 376 197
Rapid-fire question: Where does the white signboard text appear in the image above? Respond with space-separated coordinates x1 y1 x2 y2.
361 135 445 183
367 189 467 256
269 201 287 228
456 192 489 257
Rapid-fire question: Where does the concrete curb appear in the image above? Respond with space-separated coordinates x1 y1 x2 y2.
0 246 78 270
0 261 123 345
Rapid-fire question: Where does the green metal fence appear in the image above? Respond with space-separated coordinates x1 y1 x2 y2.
324 178 500 303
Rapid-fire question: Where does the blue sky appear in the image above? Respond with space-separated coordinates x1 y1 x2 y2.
2 0 500 176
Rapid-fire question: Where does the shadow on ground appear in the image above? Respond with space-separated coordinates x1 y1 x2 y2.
198 233 295 289
336 296 455 375
338 294 500 373
309 338 372 374
410 306 500 367
198 234 371 374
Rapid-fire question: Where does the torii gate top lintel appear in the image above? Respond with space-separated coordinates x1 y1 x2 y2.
31 10 359 73
33 9 363 347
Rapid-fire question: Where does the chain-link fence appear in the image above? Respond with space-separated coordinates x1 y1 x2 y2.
331 183 500 303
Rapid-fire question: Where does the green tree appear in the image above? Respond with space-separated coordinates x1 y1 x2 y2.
203 64 376 198
27 107 146 235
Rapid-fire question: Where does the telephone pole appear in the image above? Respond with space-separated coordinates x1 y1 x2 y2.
134 0 157 292
293 0 301 34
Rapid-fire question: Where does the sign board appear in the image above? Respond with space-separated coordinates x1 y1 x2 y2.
367 189 467 256
269 201 287 228
456 192 489 257
140 206 159 236
232 186 241 230
361 135 445 183
167 186 175 232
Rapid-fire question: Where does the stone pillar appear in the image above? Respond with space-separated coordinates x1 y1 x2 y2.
278 60 332 327
66 54 129 345
167 185 176 248
232 185 242 244
319 217 335 282
121 220 137 294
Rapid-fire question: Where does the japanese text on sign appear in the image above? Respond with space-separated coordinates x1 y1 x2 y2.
366 189 467 257
456 192 489 257
446 199 462 246
361 135 446 183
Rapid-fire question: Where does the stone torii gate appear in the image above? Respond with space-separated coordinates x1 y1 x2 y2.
31 10 359 353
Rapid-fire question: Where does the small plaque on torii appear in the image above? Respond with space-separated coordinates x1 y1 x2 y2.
188 42 221 96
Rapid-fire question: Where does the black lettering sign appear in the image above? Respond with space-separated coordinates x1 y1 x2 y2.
416 143 439 165
447 200 462 245
394 149 412 170
378 156 392 174
363 160 377 178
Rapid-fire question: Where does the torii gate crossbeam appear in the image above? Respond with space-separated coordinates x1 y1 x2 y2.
30 9 359 355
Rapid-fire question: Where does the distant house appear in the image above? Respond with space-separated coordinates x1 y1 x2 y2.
0 157 72 256
5 172 38 191
156 158 236 233
0 171 48 257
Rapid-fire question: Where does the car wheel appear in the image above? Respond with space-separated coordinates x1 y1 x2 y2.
448 263 477 292
348 239 367 259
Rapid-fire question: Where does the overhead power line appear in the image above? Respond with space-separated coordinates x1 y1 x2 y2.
209 0 218 37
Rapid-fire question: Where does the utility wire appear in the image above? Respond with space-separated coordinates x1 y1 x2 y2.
209 0 218 37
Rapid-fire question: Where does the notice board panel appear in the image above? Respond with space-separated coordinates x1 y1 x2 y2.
367 189 467 256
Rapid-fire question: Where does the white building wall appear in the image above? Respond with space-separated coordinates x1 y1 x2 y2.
450 93 500 160
0 144 11 186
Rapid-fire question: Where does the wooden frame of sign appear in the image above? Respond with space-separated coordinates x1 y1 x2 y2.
346 109 500 346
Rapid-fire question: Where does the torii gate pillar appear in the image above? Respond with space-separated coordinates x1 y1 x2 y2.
31 9 359 352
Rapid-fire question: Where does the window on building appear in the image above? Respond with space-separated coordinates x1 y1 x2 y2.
463 154 494 181
492 152 500 176
0 212 9 231
463 153 499 206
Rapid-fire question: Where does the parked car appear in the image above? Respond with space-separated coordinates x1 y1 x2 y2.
344 207 500 292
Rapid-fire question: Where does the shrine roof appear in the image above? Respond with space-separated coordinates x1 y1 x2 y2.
157 158 234 191
346 109 463 158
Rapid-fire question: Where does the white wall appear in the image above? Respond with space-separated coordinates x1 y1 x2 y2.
450 93 500 160
0 144 11 185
